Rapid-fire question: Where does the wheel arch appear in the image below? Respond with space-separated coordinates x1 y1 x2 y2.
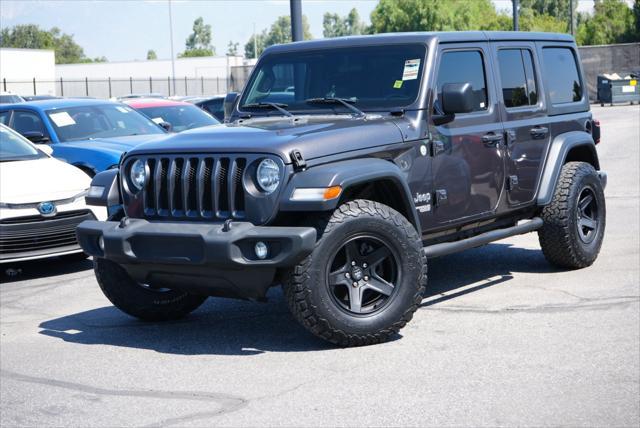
279 158 421 232
537 131 601 206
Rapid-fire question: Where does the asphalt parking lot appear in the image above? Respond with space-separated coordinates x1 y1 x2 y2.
1 104 638 427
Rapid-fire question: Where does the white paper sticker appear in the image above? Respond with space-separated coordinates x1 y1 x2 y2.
49 112 76 127
480 102 486 109
116 106 129 113
622 85 635 93
152 117 165 124
402 59 421 81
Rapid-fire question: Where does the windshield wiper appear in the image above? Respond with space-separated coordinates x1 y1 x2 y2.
305 97 365 117
243 102 293 117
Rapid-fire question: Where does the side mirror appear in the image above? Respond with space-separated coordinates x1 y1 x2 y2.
38 145 53 156
158 121 172 132
441 82 475 115
22 131 49 143
223 92 239 122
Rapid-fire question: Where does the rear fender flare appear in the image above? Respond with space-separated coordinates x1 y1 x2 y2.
537 131 600 206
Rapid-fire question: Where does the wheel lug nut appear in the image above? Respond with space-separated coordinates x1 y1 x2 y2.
345 272 350 278
362 263 367 268
364 276 369 281
352 281 358 287
351 261 356 266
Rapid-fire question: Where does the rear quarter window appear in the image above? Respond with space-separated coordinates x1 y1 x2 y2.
542 47 583 104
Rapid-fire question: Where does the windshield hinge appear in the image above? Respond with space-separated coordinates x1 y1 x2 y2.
290 149 307 171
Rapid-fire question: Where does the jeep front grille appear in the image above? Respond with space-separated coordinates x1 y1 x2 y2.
136 155 247 220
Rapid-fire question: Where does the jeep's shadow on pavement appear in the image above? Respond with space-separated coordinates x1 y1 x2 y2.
38 243 556 355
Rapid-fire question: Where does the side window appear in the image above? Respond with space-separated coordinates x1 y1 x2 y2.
542 47 583 104
497 49 538 108
11 111 47 136
0 111 10 125
436 50 488 113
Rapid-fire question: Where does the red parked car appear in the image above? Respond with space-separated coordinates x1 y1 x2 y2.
123 98 220 132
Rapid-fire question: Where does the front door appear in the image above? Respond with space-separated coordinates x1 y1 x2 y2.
491 41 550 207
427 43 505 227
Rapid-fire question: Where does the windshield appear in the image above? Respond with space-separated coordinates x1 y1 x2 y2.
0 125 44 161
239 44 426 114
136 104 219 132
46 104 166 142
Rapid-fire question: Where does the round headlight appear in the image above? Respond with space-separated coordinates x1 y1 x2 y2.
256 158 280 194
130 159 147 191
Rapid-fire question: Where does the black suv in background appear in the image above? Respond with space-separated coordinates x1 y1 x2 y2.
78 32 606 346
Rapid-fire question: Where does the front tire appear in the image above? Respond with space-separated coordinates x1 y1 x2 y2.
94 258 207 321
283 200 427 347
538 161 606 269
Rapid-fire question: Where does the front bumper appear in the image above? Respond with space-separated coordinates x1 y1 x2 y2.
76 219 316 299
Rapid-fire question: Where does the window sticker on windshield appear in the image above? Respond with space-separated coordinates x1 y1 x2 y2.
402 59 420 81
393 80 403 89
117 121 125 128
152 117 165 124
49 112 76 127
116 106 129 113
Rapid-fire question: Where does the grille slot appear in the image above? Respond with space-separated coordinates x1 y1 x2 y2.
136 155 248 220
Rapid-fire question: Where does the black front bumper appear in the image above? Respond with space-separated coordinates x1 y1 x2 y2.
76 219 316 299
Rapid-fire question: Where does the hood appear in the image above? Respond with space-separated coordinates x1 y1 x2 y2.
0 157 90 203
127 116 406 163
59 134 166 157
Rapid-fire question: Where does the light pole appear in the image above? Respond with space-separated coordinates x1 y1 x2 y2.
512 0 519 31
168 0 177 95
290 0 303 42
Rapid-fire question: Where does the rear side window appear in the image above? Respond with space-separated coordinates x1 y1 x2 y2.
497 49 538 108
12 111 47 136
542 47 583 104
436 50 488 112
0 111 10 125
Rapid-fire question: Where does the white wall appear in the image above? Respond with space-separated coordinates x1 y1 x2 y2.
55 55 246 79
0 48 56 95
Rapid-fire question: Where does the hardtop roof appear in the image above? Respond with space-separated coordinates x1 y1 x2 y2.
264 31 574 54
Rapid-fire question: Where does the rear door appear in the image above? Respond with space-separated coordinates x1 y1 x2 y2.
427 42 505 227
491 41 550 207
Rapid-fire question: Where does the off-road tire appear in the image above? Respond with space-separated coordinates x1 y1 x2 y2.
283 200 427 347
94 258 207 321
538 161 606 269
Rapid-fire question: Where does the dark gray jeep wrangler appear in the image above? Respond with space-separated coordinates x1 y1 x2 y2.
78 31 606 346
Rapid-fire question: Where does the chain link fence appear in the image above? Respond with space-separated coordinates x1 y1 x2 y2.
2 68 254 99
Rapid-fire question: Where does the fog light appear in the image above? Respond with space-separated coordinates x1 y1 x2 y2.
98 236 104 251
254 241 268 260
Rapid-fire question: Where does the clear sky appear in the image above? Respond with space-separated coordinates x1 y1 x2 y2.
0 0 604 62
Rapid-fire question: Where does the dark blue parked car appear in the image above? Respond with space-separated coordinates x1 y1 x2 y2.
0 98 167 176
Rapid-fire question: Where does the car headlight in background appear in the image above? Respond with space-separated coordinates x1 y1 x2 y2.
256 158 280 194
130 159 147 191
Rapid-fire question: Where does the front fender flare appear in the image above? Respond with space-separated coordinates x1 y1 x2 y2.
537 131 600 206
279 158 420 231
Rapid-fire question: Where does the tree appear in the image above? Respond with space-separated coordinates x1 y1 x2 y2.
519 0 577 22
244 15 312 58
323 8 366 38
0 24 98 64
576 0 637 45
227 41 239 56
147 49 157 60
369 0 509 33
180 17 215 57
518 7 568 32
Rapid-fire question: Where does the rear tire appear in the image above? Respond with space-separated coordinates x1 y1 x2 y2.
538 161 606 269
94 258 207 321
283 200 427 347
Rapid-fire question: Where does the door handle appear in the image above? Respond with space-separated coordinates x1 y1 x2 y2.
481 132 503 147
530 126 548 139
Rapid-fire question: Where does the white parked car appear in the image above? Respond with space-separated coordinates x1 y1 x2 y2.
0 124 107 263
